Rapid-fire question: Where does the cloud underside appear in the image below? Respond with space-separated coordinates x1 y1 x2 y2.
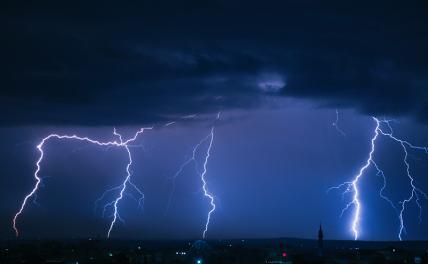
1 0 427 125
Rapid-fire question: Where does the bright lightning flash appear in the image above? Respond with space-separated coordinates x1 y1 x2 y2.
13 127 152 238
201 126 216 239
329 117 428 240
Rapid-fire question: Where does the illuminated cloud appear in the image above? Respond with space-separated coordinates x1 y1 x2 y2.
257 73 286 93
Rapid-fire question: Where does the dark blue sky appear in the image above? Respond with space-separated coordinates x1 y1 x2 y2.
1 0 428 241
1 106 428 241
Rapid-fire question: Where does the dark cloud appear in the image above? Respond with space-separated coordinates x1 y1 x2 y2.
1 0 428 125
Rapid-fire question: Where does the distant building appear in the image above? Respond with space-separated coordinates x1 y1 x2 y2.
318 224 324 257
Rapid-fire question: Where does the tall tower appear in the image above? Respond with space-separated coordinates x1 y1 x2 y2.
318 224 324 257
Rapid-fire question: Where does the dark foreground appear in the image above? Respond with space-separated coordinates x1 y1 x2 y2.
1 238 428 264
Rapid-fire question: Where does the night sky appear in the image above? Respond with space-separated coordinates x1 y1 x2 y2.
1 0 428 241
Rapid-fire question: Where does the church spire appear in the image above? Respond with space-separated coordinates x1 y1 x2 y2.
318 223 324 257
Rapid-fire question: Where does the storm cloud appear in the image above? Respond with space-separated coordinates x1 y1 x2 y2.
2 0 428 125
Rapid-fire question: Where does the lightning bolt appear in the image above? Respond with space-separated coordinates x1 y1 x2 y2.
165 113 219 238
94 128 146 222
328 118 379 240
12 127 152 238
201 126 215 238
329 117 428 240
94 181 144 219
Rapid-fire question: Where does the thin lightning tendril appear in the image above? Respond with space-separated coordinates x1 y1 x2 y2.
329 117 428 240
164 136 208 215
13 127 152 238
376 121 428 240
372 161 399 215
94 179 145 220
332 109 346 137
165 113 219 238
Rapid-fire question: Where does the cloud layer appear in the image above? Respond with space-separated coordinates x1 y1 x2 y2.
1 0 428 125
